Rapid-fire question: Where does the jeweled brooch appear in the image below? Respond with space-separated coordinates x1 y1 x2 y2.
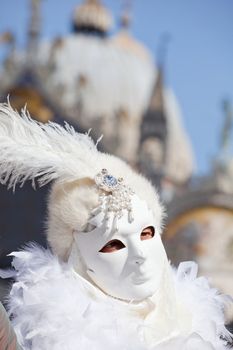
94 168 134 224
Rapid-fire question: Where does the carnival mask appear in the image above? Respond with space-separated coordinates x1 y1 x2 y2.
74 194 167 301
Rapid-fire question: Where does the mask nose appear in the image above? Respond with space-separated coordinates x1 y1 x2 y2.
134 250 146 265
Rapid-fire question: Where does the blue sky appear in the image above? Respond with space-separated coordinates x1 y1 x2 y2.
0 0 233 175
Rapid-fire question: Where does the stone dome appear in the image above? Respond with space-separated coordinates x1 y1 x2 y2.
40 33 155 124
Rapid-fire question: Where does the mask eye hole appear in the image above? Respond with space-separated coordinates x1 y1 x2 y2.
99 239 126 253
140 226 155 241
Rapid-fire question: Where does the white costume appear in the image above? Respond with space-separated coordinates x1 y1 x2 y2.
0 104 232 349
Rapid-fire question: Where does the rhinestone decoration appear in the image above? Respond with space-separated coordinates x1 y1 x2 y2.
94 169 135 226
95 169 120 192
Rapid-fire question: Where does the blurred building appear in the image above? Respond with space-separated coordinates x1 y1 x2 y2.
0 0 232 320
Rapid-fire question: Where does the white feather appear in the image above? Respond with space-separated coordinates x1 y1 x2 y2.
1 245 231 350
0 103 98 190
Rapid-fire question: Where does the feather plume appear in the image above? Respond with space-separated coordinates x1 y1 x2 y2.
0 103 98 190
1 245 231 350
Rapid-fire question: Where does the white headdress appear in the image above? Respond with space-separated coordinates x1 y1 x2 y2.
0 103 164 260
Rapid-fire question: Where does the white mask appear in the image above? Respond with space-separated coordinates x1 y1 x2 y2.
74 195 167 301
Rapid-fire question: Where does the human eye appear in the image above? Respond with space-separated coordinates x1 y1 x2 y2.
140 226 155 241
99 239 126 253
